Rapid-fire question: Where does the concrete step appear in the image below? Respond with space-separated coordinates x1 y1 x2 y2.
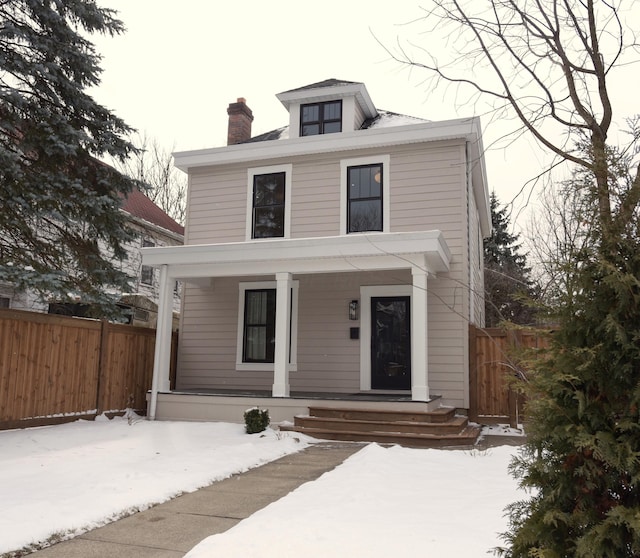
293 414 469 435
279 405 481 448
307 405 456 424
281 424 482 449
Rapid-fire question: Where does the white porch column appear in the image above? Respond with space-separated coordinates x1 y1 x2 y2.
411 267 429 401
272 272 292 397
149 264 174 420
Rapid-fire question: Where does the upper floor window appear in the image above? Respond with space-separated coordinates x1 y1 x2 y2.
347 164 383 233
340 155 390 235
300 101 342 136
247 164 292 240
253 172 285 238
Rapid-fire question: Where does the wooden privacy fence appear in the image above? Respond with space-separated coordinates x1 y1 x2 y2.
0 308 176 430
469 324 548 427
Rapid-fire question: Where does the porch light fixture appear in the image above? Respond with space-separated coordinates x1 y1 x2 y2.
349 299 359 321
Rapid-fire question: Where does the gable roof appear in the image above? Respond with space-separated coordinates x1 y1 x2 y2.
121 188 184 236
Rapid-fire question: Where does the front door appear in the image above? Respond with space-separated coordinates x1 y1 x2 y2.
371 296 411 390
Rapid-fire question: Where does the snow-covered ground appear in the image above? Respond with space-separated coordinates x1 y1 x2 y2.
186 441 523 557
0 415 525 557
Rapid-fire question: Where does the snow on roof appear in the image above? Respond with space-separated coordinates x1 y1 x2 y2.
244 110 429 144
365 110 429 128
121 189 184 237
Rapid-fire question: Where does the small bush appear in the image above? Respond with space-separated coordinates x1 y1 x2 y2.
244 408 270 434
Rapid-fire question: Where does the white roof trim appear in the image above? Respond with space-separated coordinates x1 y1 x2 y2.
276 82 377 119
173 117 482 171
142 231 451 279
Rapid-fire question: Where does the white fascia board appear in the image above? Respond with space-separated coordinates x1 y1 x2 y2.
173 117 482 172
142 231 451 278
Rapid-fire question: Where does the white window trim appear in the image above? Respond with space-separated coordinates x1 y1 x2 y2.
340 154 390 235
236 280 299 371
359 284 412 391
246 164 293 241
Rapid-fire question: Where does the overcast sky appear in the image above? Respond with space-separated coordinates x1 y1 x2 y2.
89 1 638 228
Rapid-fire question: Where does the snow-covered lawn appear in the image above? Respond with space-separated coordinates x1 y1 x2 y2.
186 441 523 557
0 414 309 555
0 415 524 557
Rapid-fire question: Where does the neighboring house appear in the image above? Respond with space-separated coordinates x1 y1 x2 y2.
1 188 184 328
144 79 491 424
117 188 184 328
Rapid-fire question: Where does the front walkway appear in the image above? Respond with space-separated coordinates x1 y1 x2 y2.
31 443 363 557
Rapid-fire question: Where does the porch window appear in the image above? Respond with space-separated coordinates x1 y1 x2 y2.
247 165 292 240
237 280 299 370
243 289 276 362
300 100 342 136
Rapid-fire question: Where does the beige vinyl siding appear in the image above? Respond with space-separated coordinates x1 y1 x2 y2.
186 166 247 244
353 101 366 130
290 154 341 238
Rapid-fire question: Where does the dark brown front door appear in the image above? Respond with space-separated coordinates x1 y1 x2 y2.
371 296 411 390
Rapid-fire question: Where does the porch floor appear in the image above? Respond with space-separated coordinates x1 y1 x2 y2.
171 388 416 403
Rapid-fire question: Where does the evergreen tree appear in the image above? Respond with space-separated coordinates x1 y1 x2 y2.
0 0 140 317
501 147 640 557
484 192 536 326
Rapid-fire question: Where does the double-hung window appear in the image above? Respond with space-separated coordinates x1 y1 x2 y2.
300 100 342 136
247 165 292 240
237 281 299 370
243 289 277 362
340 155 390 234
347 164 383 233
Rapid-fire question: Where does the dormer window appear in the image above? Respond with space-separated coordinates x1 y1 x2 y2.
300 100 342 136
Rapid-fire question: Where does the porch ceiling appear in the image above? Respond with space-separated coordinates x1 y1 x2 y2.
142 231 451 279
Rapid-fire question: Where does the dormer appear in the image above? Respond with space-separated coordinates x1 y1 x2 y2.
276 79 378 139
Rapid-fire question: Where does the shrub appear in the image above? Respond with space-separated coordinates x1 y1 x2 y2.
244 408 270 434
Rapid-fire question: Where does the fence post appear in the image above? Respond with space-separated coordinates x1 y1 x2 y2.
468 324 478 423
95 319 109 416
507 328 524 429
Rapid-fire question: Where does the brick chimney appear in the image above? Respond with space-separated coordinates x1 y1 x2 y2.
227 97 253 145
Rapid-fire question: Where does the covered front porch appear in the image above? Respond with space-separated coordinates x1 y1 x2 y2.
143 231 452 423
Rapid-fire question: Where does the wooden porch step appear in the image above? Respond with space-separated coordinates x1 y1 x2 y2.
307 405 456 424
280 405 481 448
293 415 469 435
282 424 481 449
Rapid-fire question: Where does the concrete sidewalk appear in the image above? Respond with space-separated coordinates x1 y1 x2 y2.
32 442 364 558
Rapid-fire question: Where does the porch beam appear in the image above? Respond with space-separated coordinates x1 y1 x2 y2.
272 272 292 397
149 264 174 420
411 267 429 401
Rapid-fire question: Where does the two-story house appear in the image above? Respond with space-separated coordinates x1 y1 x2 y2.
144 79 491 434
